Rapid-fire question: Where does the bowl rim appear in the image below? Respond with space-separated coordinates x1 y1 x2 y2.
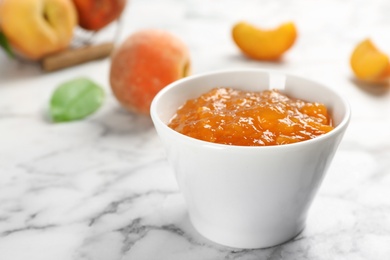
150 68 351 151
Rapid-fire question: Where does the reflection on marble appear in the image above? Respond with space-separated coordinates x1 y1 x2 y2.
1 0 390 259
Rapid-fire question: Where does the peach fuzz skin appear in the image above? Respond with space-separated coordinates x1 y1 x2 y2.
0 0 77 60
109 29 191 115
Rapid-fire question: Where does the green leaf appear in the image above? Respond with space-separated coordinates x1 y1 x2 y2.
0 31 15 58
50 78 105 123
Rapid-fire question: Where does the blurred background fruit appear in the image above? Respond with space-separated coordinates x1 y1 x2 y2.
72 0 127 31
232 21 297 61
0 0 77 60
350 39 390 82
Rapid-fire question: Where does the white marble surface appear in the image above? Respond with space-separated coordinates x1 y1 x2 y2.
1 0 390 259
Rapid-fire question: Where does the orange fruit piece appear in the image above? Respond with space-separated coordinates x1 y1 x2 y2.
350 39 390 81
232 21 297 60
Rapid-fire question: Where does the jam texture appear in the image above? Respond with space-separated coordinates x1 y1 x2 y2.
168 88 334 146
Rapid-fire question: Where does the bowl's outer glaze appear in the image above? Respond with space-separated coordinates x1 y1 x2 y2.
151 69 351 248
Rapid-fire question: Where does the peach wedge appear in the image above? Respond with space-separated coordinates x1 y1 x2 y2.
232 21 297 60
350 39 390 82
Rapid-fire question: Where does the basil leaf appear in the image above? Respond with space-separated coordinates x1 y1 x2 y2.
50 78 105 122
0 31 15 58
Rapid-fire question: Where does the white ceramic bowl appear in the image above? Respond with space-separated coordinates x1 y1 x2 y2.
150 69 350 249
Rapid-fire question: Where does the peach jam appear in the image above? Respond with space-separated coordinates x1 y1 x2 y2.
168 88 334 146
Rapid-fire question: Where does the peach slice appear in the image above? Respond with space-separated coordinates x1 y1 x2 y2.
350 39 390 82
232 21 297 60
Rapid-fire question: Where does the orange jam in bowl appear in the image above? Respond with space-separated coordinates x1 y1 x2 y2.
168 88 334 146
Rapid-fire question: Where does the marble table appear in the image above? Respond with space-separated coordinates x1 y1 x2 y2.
1 0 390 259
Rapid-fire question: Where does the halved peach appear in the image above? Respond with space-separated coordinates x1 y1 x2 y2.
232 21 297 60
350 39 390 82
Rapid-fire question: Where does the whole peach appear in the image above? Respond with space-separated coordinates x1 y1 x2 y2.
0 0 77 60
72 0 126 31
109 29 191 115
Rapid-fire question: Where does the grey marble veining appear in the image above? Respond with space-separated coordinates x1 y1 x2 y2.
1 0 390 259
